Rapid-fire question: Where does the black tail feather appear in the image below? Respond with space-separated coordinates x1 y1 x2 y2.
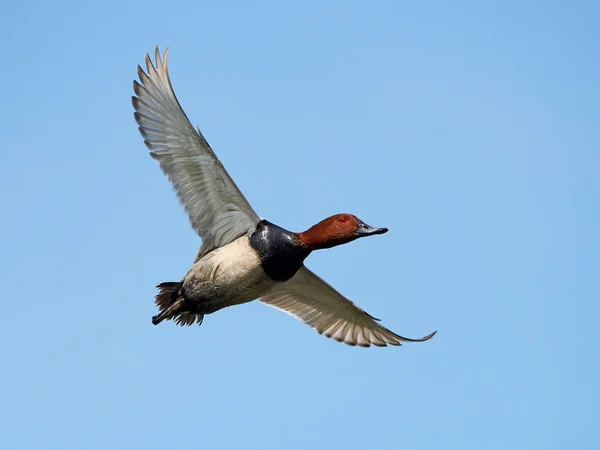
152 298 184 325
154 282 181 309
152 282 182 325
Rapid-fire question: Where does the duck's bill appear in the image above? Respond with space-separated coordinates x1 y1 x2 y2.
355 222 388 236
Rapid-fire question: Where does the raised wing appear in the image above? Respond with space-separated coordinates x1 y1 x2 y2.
261 267 436 347
132 47 260 260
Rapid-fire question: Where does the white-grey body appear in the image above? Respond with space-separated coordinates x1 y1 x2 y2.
182 236 277 314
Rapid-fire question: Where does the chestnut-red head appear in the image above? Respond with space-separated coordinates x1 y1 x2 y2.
297 214 388 251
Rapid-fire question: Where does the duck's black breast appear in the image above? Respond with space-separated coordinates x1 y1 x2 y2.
249 220 310 282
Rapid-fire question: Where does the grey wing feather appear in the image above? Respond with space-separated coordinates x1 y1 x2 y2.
260 267 436 347
132 47 260 260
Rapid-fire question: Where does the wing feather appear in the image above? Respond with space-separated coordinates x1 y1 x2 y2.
132 47 260 260
261 267 436 348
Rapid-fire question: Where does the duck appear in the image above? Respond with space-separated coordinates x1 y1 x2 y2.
132 47 436 347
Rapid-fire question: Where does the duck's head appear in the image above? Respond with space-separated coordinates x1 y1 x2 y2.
298 214 388 251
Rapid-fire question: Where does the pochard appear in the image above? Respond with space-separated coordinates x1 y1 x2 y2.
132 48 436 347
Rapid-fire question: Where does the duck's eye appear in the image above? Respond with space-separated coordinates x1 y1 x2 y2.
340 217 347 223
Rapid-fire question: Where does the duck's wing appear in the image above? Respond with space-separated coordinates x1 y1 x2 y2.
132 47 260 260
260 267 436 347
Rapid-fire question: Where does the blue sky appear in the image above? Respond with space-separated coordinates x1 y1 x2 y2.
2 1 599 449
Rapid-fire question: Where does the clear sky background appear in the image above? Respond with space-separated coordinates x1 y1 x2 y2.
2 1 599 449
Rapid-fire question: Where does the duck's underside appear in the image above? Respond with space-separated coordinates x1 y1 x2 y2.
151 226 310 326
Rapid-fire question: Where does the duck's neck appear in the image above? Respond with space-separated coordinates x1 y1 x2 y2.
297 228 323 251
249 220 311 281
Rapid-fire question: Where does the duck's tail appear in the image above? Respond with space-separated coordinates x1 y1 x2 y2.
152 282 183 325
